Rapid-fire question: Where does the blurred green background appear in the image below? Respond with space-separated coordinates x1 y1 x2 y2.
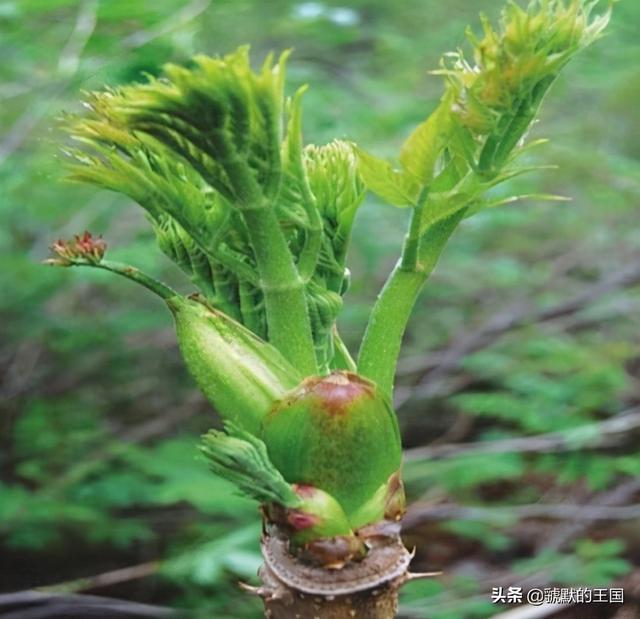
1 1 639 617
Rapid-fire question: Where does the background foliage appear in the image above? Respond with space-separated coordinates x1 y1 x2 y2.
1 1 638 617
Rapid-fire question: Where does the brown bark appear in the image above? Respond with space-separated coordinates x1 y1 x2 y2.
248 526 418 619
259 563 402 618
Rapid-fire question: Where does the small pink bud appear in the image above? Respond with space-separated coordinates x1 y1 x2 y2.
48 231 107 265
286 510 320 531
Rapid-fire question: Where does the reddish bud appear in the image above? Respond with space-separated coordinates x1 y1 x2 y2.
48 231 107 265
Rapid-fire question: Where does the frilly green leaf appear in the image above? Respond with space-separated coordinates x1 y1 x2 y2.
355 147 418 207
399 95 454 185
200 423 301 507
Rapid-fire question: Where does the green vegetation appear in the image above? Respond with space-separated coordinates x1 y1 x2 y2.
1 0 638 617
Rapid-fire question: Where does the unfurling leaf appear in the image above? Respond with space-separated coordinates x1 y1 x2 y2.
200 423 300 506
201 425 364 564
399 95 454 185
438 0 611 175
355 147 418 207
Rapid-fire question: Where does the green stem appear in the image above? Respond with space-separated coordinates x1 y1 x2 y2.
400 188 429 271
284 87 323 283
357 263 426 397
331 325 357 372
241 206 318 375
357 193 429 396
57 259 178 301
357 210 466 397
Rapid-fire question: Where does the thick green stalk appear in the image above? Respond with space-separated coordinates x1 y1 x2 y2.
357 264 426 398
358 210 466 397
242 205 318 375
400 188 429 271
357 195 428 397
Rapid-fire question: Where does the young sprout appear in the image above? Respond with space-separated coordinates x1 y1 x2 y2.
49 1 611 612
357 0 611 396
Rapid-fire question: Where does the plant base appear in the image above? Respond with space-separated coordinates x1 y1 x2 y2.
246 526 418 619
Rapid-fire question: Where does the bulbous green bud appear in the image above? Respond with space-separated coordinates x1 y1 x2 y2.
261 371 402 520
265 484 366 568
167 296 302 434
272 484 353 543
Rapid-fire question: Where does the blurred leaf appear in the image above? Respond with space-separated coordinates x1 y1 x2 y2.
162 524 261 585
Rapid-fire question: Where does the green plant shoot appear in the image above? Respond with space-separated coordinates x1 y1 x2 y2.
49 0 610 575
